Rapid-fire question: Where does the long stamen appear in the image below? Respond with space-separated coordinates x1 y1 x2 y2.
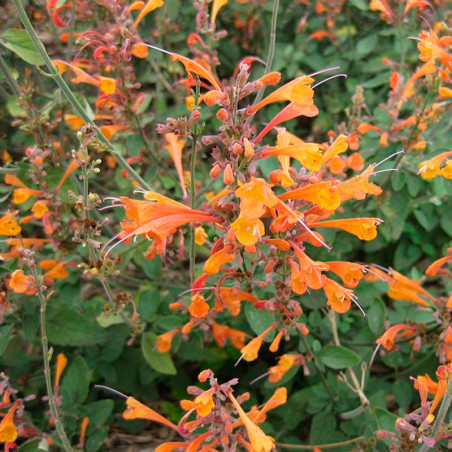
297 218 331 251
98 204 124 211
309 66 340 78
373 150 404 168
250 371 271 385
351 295 366 317
142 42 172 56
178 287 216 297
104 231 135 260
100 232 121 253
94 385 128 399
372 168 398 176
369 343 381 370
235 353 246 367
312 73 347 89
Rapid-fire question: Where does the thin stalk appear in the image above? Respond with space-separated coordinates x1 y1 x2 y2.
29 264 72 452
418 379 452 452
299 335 336 403
276 436 364 450
11 0 151 190
189 80 201 285
330 310 369 411
0 54 21 96
251 0 280 108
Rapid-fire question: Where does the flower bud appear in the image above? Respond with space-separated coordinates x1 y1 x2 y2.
243 138 254 158
210 164 221 179
223 164 234 185
216 108 229 122
232 142 243 155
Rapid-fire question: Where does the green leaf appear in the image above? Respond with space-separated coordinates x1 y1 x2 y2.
0 325 13 356
85 427 109 452
141 332 177 375
356 35 378 57
319 345 361 369
80 400 114 426
0 30 45 66
374 407 398 430
244 302 275 342
367 298 386 335
47 306 107 346
61 355 90 408
18 439 48 451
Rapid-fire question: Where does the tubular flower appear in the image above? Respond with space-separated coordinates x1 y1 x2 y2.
0 401 20 443
323 278 356 313
54 353 68 387
132 0 164 29
326 261 367 288
231 216 265 246
194 389 215 417
417 30 452 71
235 177 279 219
268 355 304 383
164 133 188 198
240 325 275 362
39 260 70 284
211 0 227 24
0 212 21 236
263 143 323 172
321 134 349 164
278 181 341 211
309 217 382 241
115 194 219 254
123 397 178 430
188 294 210 319
216 287 259 316
249 75 315 114
413 372 447 415
8 270 35 295
228 391 274 452
203 244 235 275
418 151 452 179
155 329 179 353
387 269 435 307
425 254 452 276
291 242 329 290
376 324 417 350
4 174 43 205
171 53 222 91
194 227 208 245
211 322 247 349
336 165 382 201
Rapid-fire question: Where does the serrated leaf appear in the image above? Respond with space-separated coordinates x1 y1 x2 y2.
0 30 45 66
141 332 177 375
319 345 361 369
61 355 90 408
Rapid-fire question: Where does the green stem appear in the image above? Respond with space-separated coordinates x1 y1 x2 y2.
0 54 21 96
11 0 151 190
276 436 364 450
251 0 279 108
29 264 73 452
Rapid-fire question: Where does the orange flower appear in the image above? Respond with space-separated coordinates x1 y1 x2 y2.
417 30 452 71
8 270 35 295
0 401 20 443
216 287 259 316
211 322 247 349
278 181 341 211
263 143 323 172
337 165 382 201
132 0 164 29
40 260 70 284
31 200 49 219
418 151 452 180
194 389 215 417
211 0 228 24
309 217 382 241
194 227 208 245
164 133 187 198
326 261 366 288
4 174 43 205
321 134 349 164
386 269 434 307
123 397 178 430
249 75 315 114
425 254 452 276
254 101 319 144
323 278 355 313
56 159 80 193
249 387 287 424
54 353 68 388
231 216 265 246
155 329 179 353
188 294 210 319
268 355 303 383
203 244 235 275
171 53 222 91
235 177 278 219
116 194 219 254
99 77 116 95
78 416 89 449
240 325 275 362
228 391 274 452
290 242 329 290
0 212 21 236
376 324 417 350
